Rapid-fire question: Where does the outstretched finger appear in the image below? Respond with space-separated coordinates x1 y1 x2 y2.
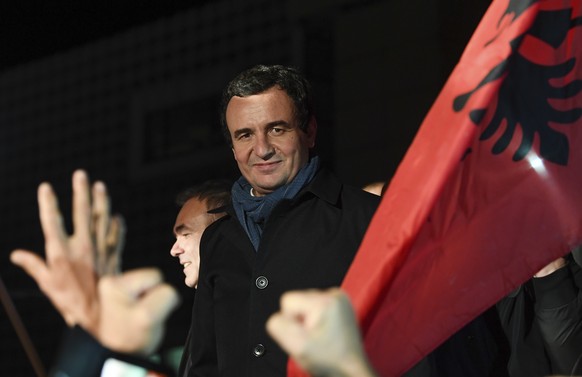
103 215 125 275
38 182 68 263
92 180 111 275
71 170 92 255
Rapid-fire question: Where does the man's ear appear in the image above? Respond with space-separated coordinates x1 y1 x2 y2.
306 117 317 148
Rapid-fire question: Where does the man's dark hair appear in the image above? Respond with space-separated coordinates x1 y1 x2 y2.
175 179 232 211
219 64 315 146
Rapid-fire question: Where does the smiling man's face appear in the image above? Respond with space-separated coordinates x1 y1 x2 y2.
170 198 218 288
226 87 316 197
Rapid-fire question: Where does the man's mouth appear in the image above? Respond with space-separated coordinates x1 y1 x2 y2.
183 262 192 269
253 161 281 172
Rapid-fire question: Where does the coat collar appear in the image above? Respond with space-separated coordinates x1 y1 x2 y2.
302 166 342 206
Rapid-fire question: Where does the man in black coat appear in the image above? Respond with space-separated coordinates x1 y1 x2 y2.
186 65 380 377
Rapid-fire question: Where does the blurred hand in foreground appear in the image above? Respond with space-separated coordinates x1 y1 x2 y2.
267 288 378 377
11 170 178 355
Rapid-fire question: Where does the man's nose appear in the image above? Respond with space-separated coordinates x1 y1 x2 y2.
170 240 181 257
254 134 275 159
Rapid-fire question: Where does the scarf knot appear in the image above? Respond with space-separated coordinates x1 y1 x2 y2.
231 156 320 251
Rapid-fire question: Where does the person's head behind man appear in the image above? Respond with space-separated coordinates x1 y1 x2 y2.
170 180 231 288
220 65 318 197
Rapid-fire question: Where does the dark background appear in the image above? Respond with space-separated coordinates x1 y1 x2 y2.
0 0 489 375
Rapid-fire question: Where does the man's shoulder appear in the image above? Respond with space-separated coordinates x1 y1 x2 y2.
198 213 246 260
339 184 381 215
202 213 234 237
309 168 381 209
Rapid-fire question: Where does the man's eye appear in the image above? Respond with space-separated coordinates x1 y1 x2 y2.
270 128 284 135
237 133 250 140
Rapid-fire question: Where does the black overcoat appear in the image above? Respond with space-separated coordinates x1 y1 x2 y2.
187 168 380 377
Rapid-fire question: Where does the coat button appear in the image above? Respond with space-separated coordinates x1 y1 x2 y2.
253 343 265 357
255 276 268 289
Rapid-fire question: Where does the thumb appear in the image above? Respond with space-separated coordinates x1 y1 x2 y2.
267 312 307 356
10 250 49 284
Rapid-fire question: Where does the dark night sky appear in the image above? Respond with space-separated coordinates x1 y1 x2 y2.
0 1 207 72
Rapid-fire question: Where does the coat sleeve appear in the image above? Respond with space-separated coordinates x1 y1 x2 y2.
50 326 173 377
533 260 582 375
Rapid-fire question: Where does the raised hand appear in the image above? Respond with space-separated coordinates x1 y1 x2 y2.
267 288 378 377
11 170 102 328
11 170 179 355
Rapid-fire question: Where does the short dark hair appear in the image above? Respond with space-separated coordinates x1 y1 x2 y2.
175 179 232 211
219 64 315 146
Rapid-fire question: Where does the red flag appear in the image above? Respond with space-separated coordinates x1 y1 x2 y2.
287 0 582 376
